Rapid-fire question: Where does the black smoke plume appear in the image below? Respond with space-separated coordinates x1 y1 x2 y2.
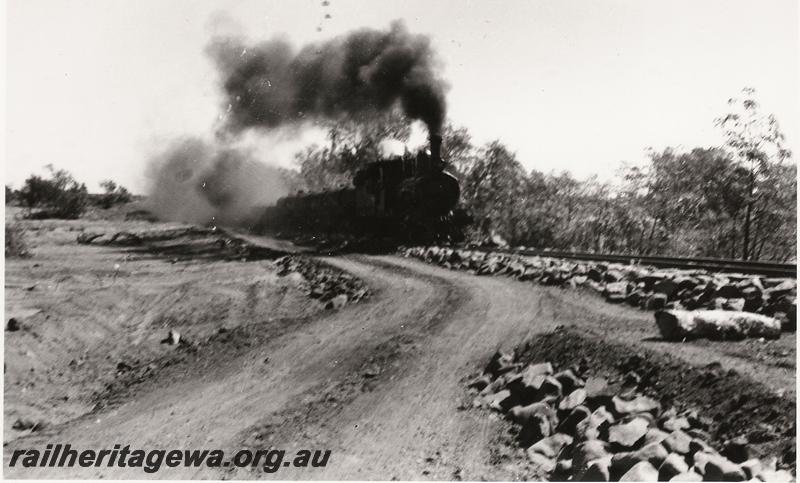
208 20 447 135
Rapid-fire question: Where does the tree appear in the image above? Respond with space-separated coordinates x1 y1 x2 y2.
296 109 413 191
461 141 531 243
440 123 476 180
715 87 792 260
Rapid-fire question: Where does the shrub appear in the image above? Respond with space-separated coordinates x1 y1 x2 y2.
18 165 88 219
97 179 132 209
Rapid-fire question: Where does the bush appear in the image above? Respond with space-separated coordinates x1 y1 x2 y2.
5 224 30 258
96 180 132 209
18 166 88 219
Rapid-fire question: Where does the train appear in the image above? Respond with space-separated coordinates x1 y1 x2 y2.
254 134 469 243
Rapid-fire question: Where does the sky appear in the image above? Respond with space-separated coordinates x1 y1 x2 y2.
5 0 799 193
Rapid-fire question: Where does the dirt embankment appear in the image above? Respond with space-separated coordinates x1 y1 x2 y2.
4 210 363 444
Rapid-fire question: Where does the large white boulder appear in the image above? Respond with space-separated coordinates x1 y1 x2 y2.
654 310 781 341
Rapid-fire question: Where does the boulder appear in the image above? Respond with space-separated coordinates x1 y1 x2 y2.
586 267 603 282
536 376 564 402
662 430 692 455
739 459 764 480
557 405 591 435
581 456 612 482
508 401 557 428
662 416 691 432
654 279 679 298
325 294 348 310
669 470 703 481
604 282 628 303
716 284 743 299
659 453 689 480
605 270 625 283
608 417 650 449
654 310 781 341
161 329 181 345
467 374 492 391
485 351 517 377
645 293 669 310
702 453 747 481
674 276 700 292
528 433 573 459
520 362 554 380
722 298 746 311
619 461 659 481
6 318 20 332
757 470 794 482
572 440 610 480
611 442 669 477
485 390 512 411
643 428 669 446
554 368 584 394
583 377 613 404
626 290 645 307
612 395 660 417
559 388 587 412
526 450 556 473
575 406 615 441
721 436 750 463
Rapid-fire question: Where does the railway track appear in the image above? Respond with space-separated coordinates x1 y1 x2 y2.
485 247 798 278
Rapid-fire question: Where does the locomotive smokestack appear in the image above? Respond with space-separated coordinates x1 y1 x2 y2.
430 134 442 162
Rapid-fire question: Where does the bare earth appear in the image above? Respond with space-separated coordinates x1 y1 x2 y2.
4 211 795 479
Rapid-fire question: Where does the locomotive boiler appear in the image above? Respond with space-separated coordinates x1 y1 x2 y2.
256 135 467 243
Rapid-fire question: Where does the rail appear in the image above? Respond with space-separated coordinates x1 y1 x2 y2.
482 247 797 278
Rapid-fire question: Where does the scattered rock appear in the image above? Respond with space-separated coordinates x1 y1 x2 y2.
325 294 348 310
161 329 180 345
6 318 20 331
12 418 45 432
405 247 795 334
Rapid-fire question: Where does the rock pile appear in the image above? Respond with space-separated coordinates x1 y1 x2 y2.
274 256 369 309
403 247 796 333
469 352 793 482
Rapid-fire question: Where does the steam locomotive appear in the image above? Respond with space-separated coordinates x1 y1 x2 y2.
255 135 468 243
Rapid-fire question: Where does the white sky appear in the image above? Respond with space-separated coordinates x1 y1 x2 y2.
5 0 799 193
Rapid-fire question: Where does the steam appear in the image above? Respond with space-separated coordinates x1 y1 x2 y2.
145 138 291 227
208 20 447 135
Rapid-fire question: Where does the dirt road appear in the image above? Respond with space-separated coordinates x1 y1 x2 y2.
5 229 795 479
